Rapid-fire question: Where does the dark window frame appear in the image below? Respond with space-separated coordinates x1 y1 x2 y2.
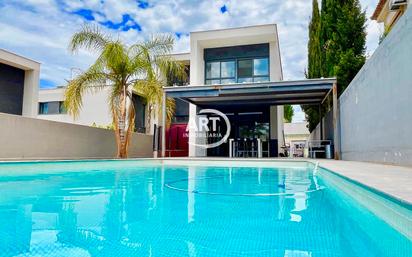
205 59 237 85
205 57 269 85
237 57 269 82
38 101 66 115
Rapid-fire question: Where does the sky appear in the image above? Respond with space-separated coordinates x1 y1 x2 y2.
0 0 382 122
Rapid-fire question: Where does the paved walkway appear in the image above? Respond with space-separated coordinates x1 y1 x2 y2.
316 160 412 205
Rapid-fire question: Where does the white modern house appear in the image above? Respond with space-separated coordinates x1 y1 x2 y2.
163 24 339 158
33 24 338 159
0 49 40 117
284 122 310 157
38 24 286 155
38 87 112 127
38 86 149 133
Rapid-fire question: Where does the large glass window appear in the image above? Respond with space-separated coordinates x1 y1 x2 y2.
206 60 236 85
238 59 253 78
221 61 235 78
237 58 269 83
254 58 269 76
205 57 269 85
206 62 220 79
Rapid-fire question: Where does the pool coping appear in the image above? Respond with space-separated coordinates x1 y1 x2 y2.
1 157 411 205
316 159 412 206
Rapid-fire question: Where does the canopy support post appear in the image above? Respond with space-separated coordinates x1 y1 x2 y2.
332 83 340 160
161 92 166 158
319 104 323 140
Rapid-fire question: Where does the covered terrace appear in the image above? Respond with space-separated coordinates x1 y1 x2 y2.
162 78 339 159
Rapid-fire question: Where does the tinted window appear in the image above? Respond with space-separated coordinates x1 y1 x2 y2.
238 77 253 83
206 62 220 79
38 101 66 114
221 78 236 84
221 61 235 78
39 103 48 114
47 102 60 114
253 77 270 82
205 79 221 85
59 102 67 114
254 58 269 76
238 60 253 77
205 55 269 85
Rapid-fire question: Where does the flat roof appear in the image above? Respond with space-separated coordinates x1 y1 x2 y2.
190 23 277 34
169 52 190 62
164 78 336 107
0 48 41 70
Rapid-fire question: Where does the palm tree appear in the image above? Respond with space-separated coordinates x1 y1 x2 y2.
65 25 186 158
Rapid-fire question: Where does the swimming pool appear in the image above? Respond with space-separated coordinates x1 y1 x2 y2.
0 160 411 257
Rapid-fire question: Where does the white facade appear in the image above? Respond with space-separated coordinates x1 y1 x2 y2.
38 87 113 127
37 25 285 156
0 49 40 117
38 87 155 135
170 24 285 157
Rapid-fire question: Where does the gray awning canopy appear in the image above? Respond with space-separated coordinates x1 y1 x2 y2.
164 78 337 107
160 77 341 159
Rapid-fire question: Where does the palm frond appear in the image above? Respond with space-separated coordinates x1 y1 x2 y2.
64 65 107 118
166 97 176 127
143 34 175 56
102 42 129 73
69 24 110 53
130 34 174 58
156 56 187 84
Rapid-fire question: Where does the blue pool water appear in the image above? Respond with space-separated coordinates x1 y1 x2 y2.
0 160 411 257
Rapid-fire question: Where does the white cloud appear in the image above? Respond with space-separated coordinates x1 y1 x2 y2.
0 0 381 110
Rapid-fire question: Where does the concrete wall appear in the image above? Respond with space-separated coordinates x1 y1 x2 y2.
338 7 412 165
309 109 334 142
0 113 153 160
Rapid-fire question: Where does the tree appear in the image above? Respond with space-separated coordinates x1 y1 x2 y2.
308 0 322 79
284 105 294 123
302 0 322 131
303 0 366 131
333 0 366 92
65 25 185 158
321 0 366 90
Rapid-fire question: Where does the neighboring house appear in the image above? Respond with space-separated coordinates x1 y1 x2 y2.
372 0 410 30
284 122 310 145
166 24 285 157
0 49 40 117
284 122 310 157
38 87 149 133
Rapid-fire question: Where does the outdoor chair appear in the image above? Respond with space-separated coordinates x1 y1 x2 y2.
249 138 258 157
236 138 247 157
